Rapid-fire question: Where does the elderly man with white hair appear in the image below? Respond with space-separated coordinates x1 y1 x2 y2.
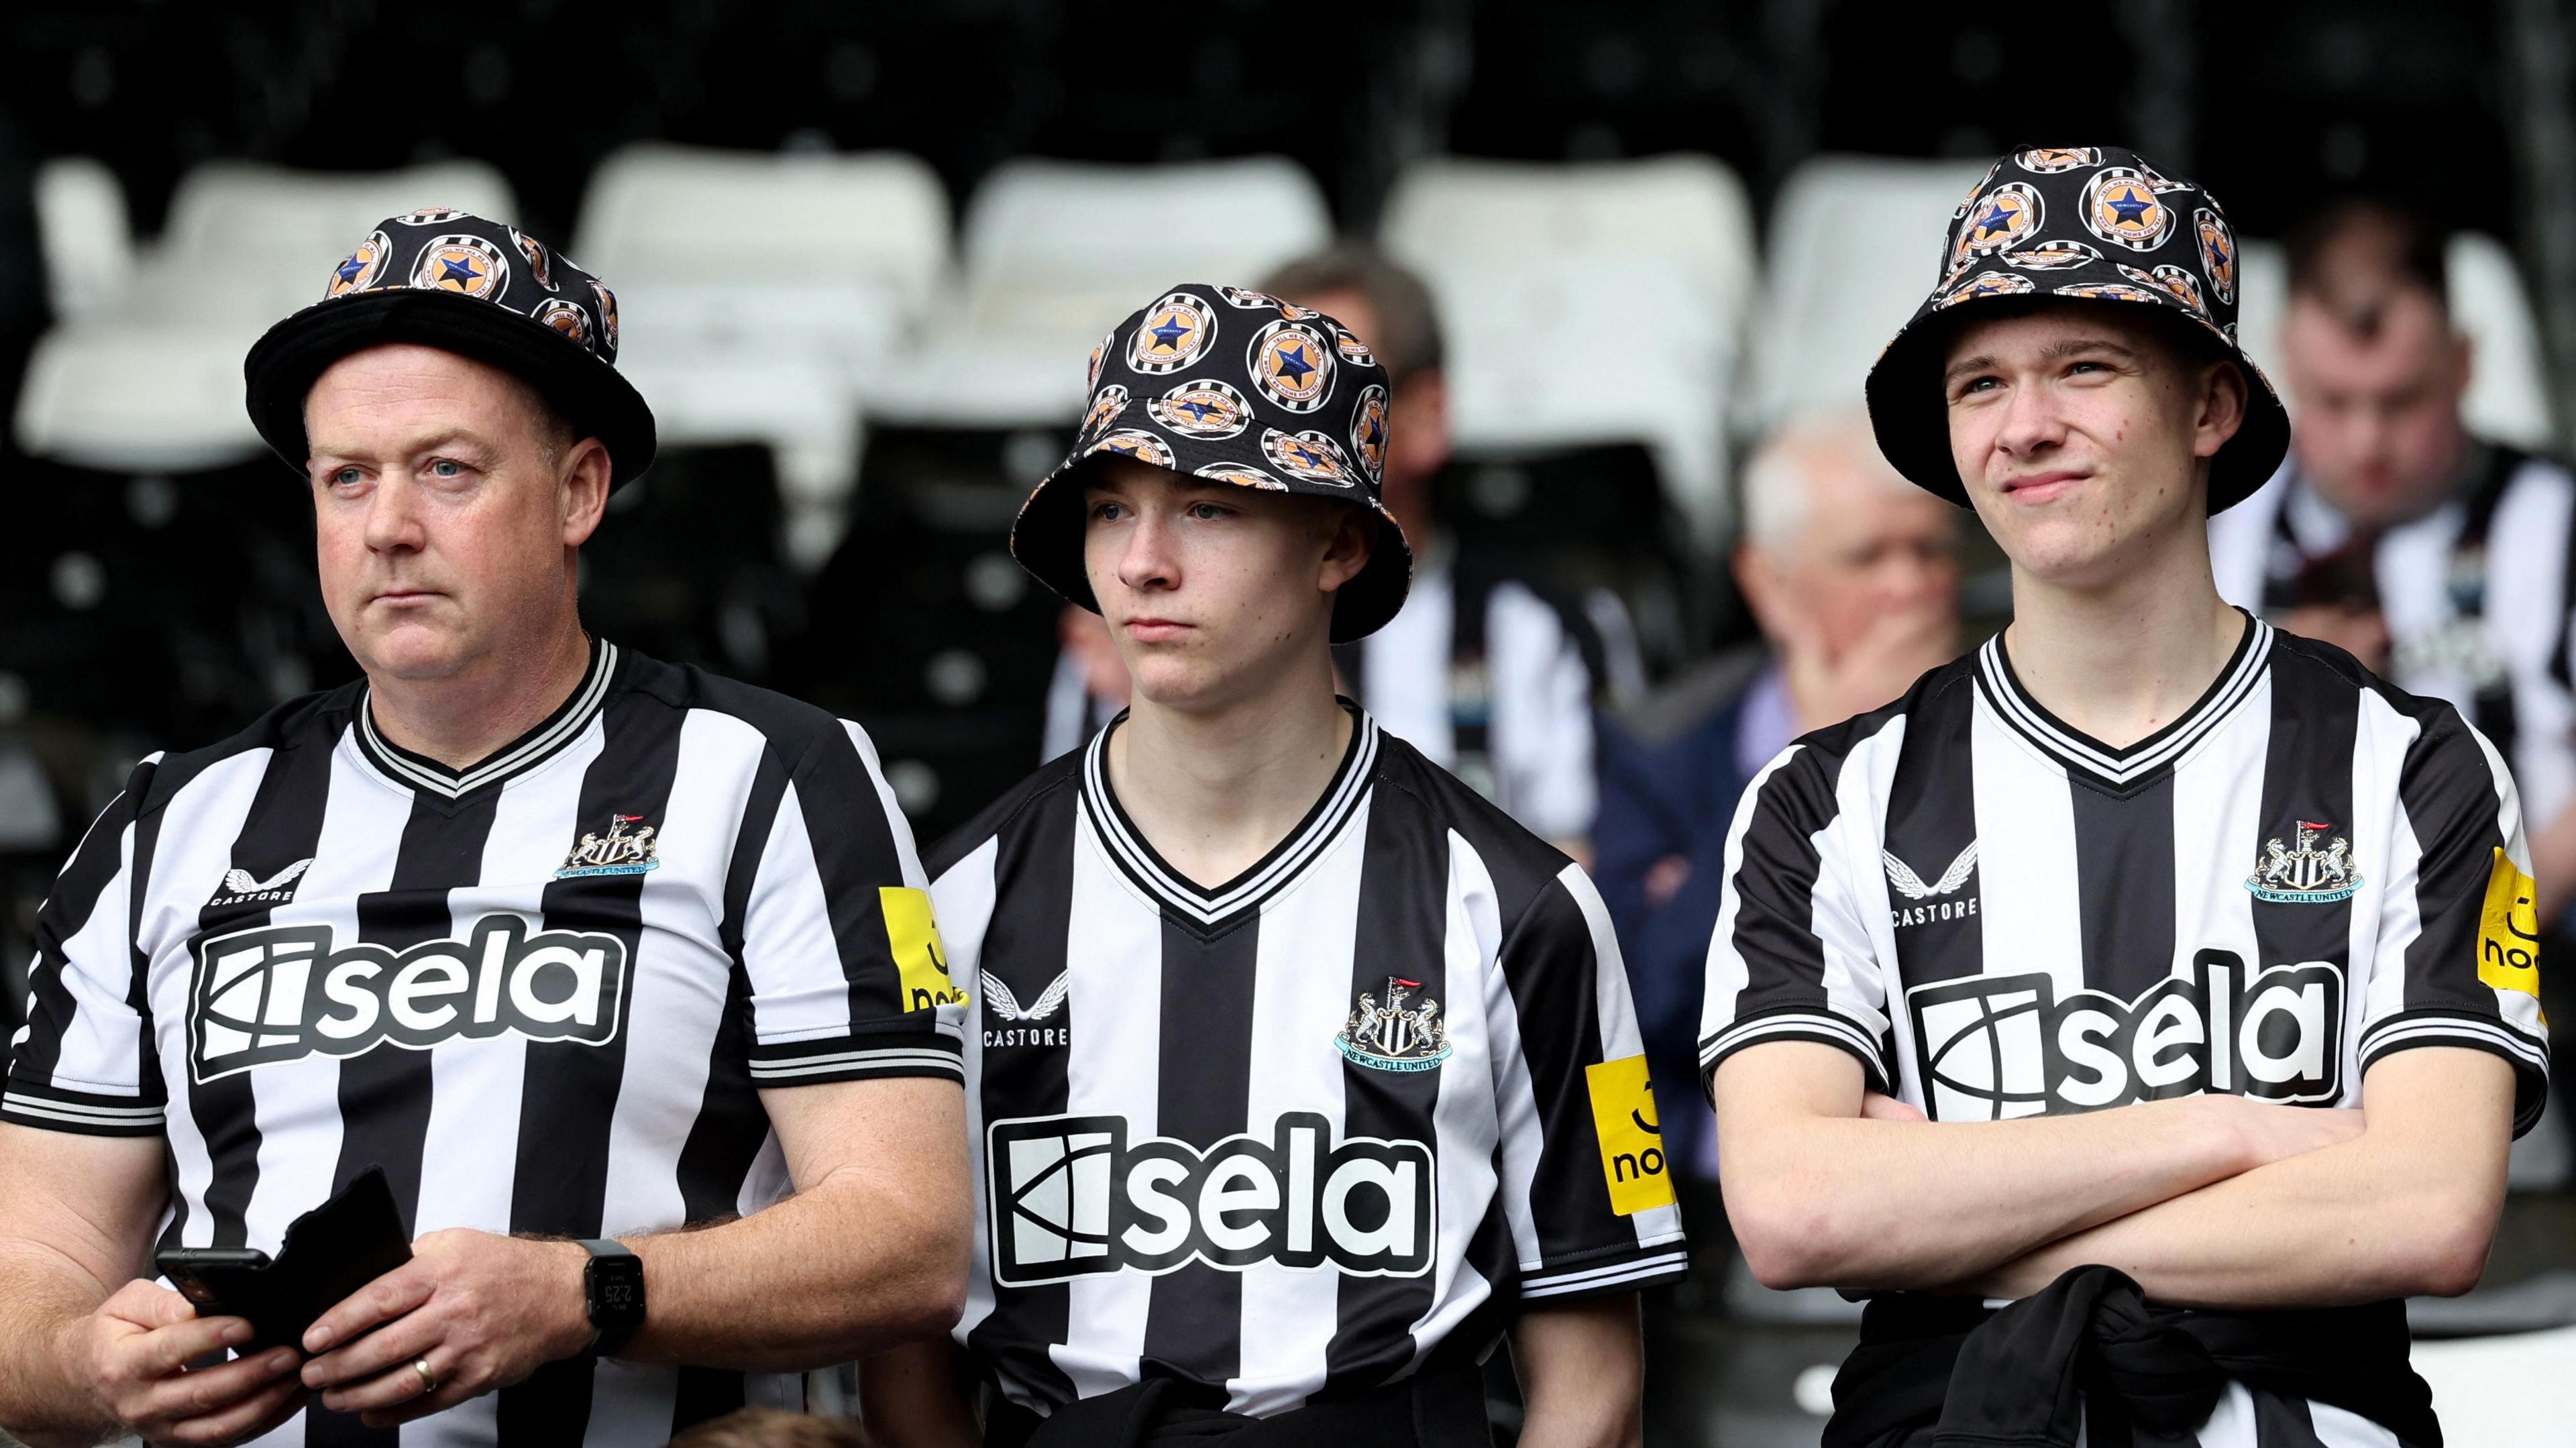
1593 410 1961 1180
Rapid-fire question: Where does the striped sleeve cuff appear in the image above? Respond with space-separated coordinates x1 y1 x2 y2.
748 1027 965 1087
2358 1009 2551 1138
1519 1237 1691 1302
1699 1007 1892 1095
1 1076 166 1137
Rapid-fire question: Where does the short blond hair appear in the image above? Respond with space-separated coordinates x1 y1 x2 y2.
1739 409 1915 555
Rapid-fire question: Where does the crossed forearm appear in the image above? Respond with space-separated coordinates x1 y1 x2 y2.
1720 1076 2268 1291
1973 1052 2515 1307
622 1163 969 1371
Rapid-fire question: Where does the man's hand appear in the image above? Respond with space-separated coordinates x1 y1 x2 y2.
1780 600 1955 735
299 1230 594 1428
69 1279 306 1446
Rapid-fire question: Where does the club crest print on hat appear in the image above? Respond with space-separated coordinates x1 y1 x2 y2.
2082 167 2176 251
1008 281 1415 645
245 210 657 489
1248 319 1335 412
1864 144 2290 515
1130 292 1216 373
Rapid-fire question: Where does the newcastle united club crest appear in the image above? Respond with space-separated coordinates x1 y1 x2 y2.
556 812 661 879
1336 975 1451 1073
2245 820 2361 904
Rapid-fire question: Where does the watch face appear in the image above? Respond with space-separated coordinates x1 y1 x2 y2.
588 1251 645 1327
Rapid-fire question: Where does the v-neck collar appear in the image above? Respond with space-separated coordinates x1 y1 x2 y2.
1975 611 2269 792
353 638 620 801
1081 700 1378 931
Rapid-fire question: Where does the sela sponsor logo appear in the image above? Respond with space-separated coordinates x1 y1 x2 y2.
188 917 629 1083
207 858 315 910
1907 950 2344 1121
1884 842 1978 928
987 1112 1433 1284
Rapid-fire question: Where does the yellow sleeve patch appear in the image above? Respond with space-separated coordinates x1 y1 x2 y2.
1584 1054 1678 1217
2477 848 2543 1017
882 886 967 1013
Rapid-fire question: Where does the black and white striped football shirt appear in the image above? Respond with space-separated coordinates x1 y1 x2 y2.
930 704 1686 1420
5 639 965 1448
2212 449 2576 834
1700 614 2547 1446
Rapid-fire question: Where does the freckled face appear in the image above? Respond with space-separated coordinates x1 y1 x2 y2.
1942 303 2240 588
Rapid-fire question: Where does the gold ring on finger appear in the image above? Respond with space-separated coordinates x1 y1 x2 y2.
412 1358 437 1395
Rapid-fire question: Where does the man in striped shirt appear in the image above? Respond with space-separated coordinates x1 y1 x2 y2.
1703 148 2546 1446
0 214 969 1447
864 284 1684 1447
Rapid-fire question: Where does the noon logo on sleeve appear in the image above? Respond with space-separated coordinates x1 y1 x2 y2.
883 885 965 1013
1584 1054 1676 1216
2478 848 2543 1004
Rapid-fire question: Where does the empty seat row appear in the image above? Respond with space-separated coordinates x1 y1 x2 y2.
16 148 2561 555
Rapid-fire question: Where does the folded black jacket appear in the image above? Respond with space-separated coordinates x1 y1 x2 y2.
985 1365 1491 1448
1823 1265 2438 1448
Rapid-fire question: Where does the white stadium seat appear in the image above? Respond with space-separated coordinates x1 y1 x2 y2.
15 160 517 472
34 156 136 323
1747 154 1989 438
1378 154 1758 323
573 144 956 561
1379 154 1760 547
2237 233 2557 452
865 156 1334 428
151 159 517 327
2410 1325 2576 1447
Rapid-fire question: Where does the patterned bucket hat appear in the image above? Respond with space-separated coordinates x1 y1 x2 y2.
1864 144 2288 514
244 209 656 489
1009 283 1414 643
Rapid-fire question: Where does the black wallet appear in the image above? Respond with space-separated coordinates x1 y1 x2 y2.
155 1166 415 1353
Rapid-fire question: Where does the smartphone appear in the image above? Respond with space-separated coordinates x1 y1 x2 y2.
157 1246 272 1315
146 1169 410 1352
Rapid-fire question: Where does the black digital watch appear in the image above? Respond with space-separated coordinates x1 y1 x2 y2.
577 1238 645 1357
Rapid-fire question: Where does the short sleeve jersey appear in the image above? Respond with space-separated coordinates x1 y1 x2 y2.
5 641 963 1447
930 705 1686 1420
1703 617 2547 1130
1699 618 2547 1439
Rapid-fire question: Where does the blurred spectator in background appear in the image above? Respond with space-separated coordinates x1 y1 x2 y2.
1595 412 1959 1181
1044 246 1616 855
2211 203 2576 1132
2213 201 2576 907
